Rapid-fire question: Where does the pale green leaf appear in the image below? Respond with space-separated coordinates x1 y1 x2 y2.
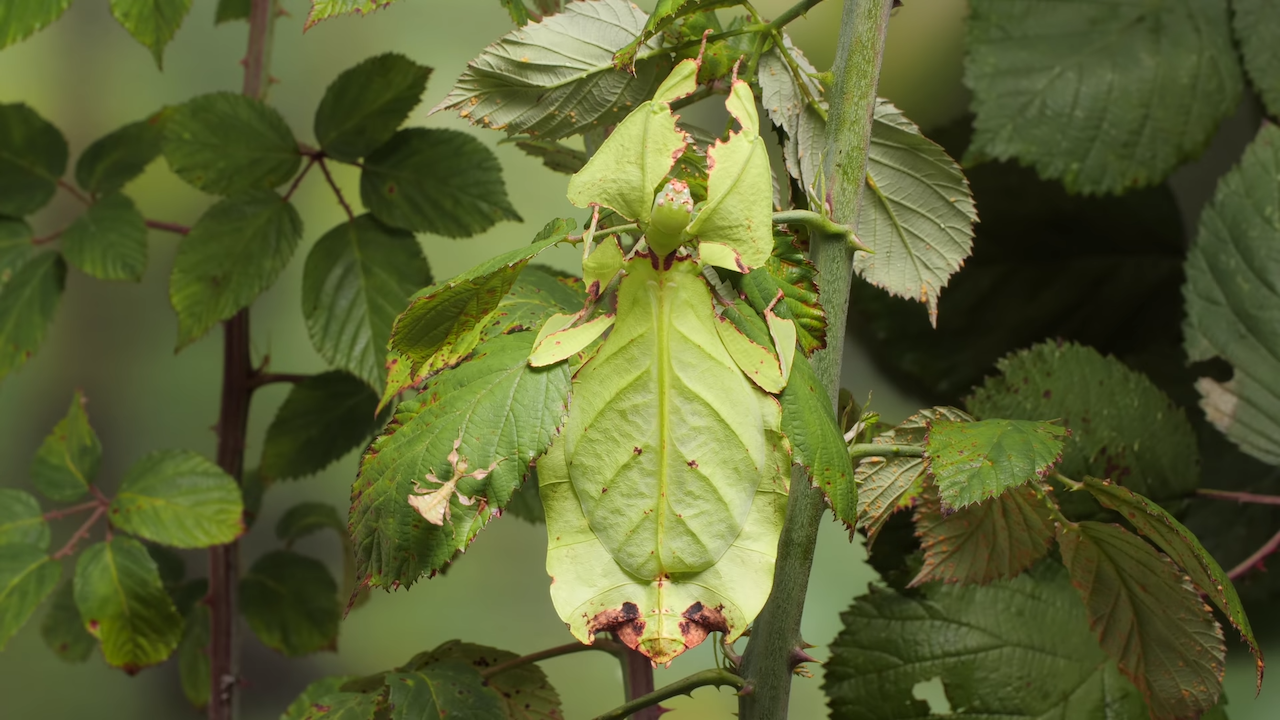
276 502 346 547
302 215 431 389
315 53 431 163
1234 0 1280 118
360 128 520 238
305 0 403 30
965 0 1242 194
31 390 101 503
714 308 785 394
824 562 1149 720
170 190 302 348
0 544 58 650
910 482 1053 586
1058 521 1225 719
261 371 383 480
75 114 166 194
1184 124 1280 465
0 1 72 49
0 103 67 216
925 418 1066 508
109 0 193 68
40 580 94 663
967 342 1200 505
0 489 48 548
740 233 827 355
541 429 788 664
758 35 825 201
430 0 672 140
855 407 971 543
74 537 183 670
353 331 570 589
240 550 340 657
780 351 856 527
565 256 781 578
109 450 244 548
178 602 210 708
387 662 506 720
528 313 613 367
61 193 148 282
0 218 32 283
400 640 564 720
163 92 301 195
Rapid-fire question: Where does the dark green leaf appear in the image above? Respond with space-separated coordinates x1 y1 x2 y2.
302 215 431 388
163 92 300 195
0 103 67 216
305 0 404 30
505 137 587 175
1058 521 1225 719
179 602 210 708
0 544 58 650
911 483 1053 586
1184 124 1280 465
740 233 826 355
109 0 193 68
276 502 346 547
1081 476 1262 688
481 264 585 343
0 488 48 548
40 579 94 663
0 1 73 49
360 128 520 238
315 53 431 163
262 372 383 480
240 550 340 657
967 342 1199 509
0 253 64 381
74 537 183 670
0 218 32 283
61 193 148 282
353 332 571 589
147 543 186 588
109 450 244 548
280 676 374 720
503 476 546 525
1234 0 1280 117
824 562 1149 720
401 640 564 720
31 390 101 503
431 0 672 140
75 114 167 194
170 190 302 347
781 353 856 526
925 418 1066 508
169 577 207 616
213 0 250 23
387 662 506 720
965 0 1242 194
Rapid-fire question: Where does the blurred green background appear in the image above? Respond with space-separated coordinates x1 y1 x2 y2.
0 1 1272 718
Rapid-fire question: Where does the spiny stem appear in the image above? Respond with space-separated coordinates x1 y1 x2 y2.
317 157 355 221
1228 528 1280 580
767 0 828 31
145 219 191 235
479 638 626 680
847 443 922 461
42 500 103 521
1196 488 1280 506
594 668 746 720
282 156 318 202
52 506 106 559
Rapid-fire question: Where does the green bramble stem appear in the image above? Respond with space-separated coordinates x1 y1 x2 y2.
737 1 895 718
848 443 923 461
593 668 746 720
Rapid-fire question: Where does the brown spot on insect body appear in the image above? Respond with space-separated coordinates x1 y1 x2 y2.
687 459 698 469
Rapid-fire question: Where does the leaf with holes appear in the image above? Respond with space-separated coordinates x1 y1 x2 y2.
0 489 47 548
1058 521 1225 719
0 103 66 216
163 92 300 195
315 54 431 163
31 390 101 503
261 372 384 481
109 0 193 68
911 482 1053 586
924 418 1066 508
0 544 59 650
76 113 166 194
740 233 826 355
74 537 182 670
61 193 148 282
109 450 244 549
240 550 340 657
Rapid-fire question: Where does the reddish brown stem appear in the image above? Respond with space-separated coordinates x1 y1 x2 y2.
1228 528 1280 580
317 156 355 221
33 230 63 245
57 178 91 206
1196 488 1280 506
42 500 102 521
282 155 317 202
52 506 106 559
145 219 191 235
619 643 662 720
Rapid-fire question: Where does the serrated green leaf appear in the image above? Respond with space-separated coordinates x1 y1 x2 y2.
431 0 672 140
855 406 971 544
0 253 64 381
163 92 301 195
925 418 1066 508
241 550 340 657
0 544 58 650
305 0 402 30
911 482 1053 587
110 0 193 68
1058 521 1225 719
1081 476 1263 688
262 372 383 481
967 342 1200 507
1234 0 1280 118
402 640 564 720
387 661 506 720
303 215 431 389
360 128 520 238
0 218 32 283
0 489 48 548
965 0 1242 195
353 331 570 589
214 0 250 23
758 35 825 201
178 602 210 708
110 450 244 548
824 562 1149 720
1184 124 1280 465
280 676 365 720
315 53 431 163
40 579 94 663
483 265 586 342
565 257 780 578
0 103 67 217
170 190 302 347
74 537 183 670
542 429 788 664
31 390 101 503
75 114 167 194
0 1 72 49
740 233 826 355
499 0 532 26
506 137 587 175
781 353 856 526
277 502 346 547
61 193 148 282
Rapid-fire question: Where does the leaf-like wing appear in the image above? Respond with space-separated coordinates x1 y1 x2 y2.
964 0 1241 195
74 537 182 671
740 233 827 355
109 450 244 548
925 418 1066 508
910 482 1053 586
